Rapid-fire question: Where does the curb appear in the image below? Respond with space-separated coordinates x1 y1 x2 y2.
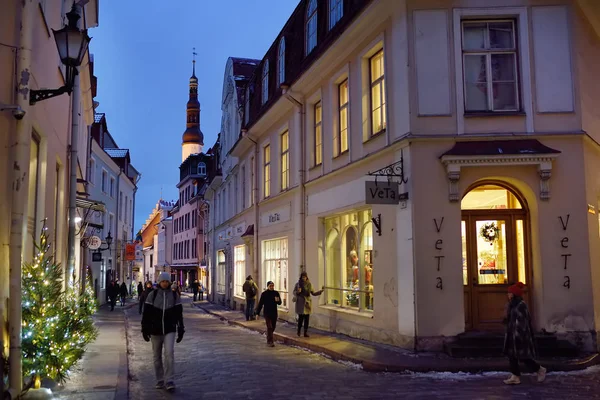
193 303 600 374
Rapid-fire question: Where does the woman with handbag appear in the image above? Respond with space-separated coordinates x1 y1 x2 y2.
293 272 323 337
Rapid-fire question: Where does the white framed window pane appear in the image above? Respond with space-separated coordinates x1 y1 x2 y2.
339 80 348 104
491 53 516 81
493 83 518 111
489 21 514 49
370 52 384 82
464 54 488 111
463 22 487 50
381 83 387 129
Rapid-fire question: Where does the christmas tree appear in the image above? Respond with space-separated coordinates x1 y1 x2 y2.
22 223 98 384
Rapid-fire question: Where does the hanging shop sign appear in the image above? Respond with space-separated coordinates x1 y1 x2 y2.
365 181 406 205
87 236 102 250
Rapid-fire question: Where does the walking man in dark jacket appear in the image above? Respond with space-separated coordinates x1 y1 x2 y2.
108 280 118 311
242 275 259 321
191 279 199 302
142 272 185 391
255 281 281 347
138 281 154 315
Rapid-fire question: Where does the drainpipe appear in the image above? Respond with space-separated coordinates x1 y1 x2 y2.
66 3 84 287
115 169 123 280
282 87 306 275
8 0 35 395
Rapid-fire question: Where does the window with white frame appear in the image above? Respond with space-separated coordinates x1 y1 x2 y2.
281 131 289 191
119 192 123 220
88 158 95 185
278 37 286 86
100 259 106 289
101 170 108 193
338 79 349 154
314 101 322 166
262 238 288 308
369 49 386 135
125 195 128 222
306 0 318 55
250 156 255 206
217 250 226 294
108 213 114 236
234 245 246 297
329 0 343 29
241 166 246 209
198 162 207 177
110 177 115 197
462 20 519 112
324 209 373 311
262 60 269 105
263 144 271 198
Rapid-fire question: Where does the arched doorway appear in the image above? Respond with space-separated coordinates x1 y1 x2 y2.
461 183 531 331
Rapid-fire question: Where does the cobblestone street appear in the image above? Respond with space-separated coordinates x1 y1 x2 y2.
125 298 600 399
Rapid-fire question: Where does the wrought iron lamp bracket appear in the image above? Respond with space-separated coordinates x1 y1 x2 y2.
367 157 408 185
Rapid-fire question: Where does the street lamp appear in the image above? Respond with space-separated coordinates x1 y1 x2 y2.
29 5 91 105
98 231 113 252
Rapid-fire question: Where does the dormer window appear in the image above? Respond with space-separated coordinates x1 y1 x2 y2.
306 0 318 55
198 162 207 177
262 60 270 105
329 0 343 29
277 37 286 85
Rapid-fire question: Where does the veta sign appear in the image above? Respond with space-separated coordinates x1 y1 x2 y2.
365 181 401 205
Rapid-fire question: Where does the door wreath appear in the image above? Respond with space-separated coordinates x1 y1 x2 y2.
479 222 500 245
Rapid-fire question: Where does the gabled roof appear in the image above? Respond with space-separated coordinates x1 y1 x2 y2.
231 57 260 108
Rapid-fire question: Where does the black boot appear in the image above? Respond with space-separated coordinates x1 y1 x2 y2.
304 329 310 338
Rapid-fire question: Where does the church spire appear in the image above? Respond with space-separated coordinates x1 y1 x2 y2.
181 47 204 162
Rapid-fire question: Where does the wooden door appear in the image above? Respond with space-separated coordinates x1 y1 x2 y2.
463 211 530 331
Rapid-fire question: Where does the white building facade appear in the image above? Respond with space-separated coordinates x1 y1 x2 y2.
210 0 600 354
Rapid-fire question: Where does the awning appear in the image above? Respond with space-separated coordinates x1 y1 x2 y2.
440 139 561 157
439 139 561 202
76 197 106 212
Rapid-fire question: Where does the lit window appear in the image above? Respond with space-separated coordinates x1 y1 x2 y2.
314 101 322 166
217 250 226 294
306 0 317 55
262 238 288 308
262 60 269 105
263 144 271 198
324 210 373 311
329 0 343 29
281 131 289 191
462 20 519 112
369 50 386 135
277 37 286 86
338 79 349 154
234 245 246 297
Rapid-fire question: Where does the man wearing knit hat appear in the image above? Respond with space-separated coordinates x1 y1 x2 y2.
503 282 546 385
255 281 282 347
142 272 185 392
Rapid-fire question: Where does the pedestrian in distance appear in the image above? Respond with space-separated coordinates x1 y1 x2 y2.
137 281 143 300
192 279 199 302
142 272 185 392
242 275 259 321
138 281 154 315
293 271 323 337
503 282 546 385
119 281 128 306
171 281 182 296
108 280 118 311
255 281 282 347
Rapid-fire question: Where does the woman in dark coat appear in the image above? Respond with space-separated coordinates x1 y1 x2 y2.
139 281 154 314
503 282 546 385
119 282 128 306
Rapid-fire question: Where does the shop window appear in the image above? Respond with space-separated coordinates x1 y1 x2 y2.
262 238 288 308
234 245 246 297
217 250 226 294
324 209 373 311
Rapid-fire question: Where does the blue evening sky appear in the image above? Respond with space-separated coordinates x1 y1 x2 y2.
90 0 299 232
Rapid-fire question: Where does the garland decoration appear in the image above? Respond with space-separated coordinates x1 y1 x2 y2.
479 222 500 245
